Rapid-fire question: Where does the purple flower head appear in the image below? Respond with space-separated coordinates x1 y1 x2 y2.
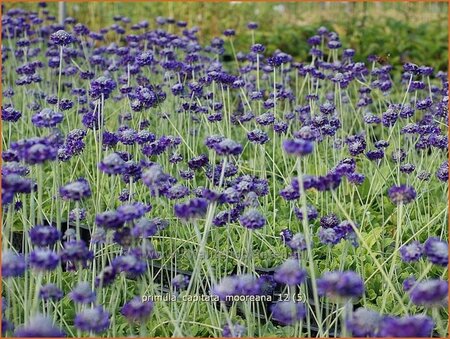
113 227 132 247
23 142 58 164
391 148 406 163
346 134 366 156
137 130 155 145
2 250 26 278
318 227 343 245
82 111 102 130
2 149 19 163
69 208 86 222
424 237 448 266
29 225 61 247
188 154 209 170
121 297 154 323
343 48 355 58
39 283 64 301
280 228 293 243
313 172 343 191
58 99 73 111
2 106 22 122
378 315 434 337
283 138 313 156
222 187 242 204
235 274 263 295
28 248 59 271
400 163 415 174
328 40 342 49
402 275 417 292
213 138 243 156
50 29 74 46
141 164 175 195
90 228 106 245
274 258 307 285
317 270 364 299
364 113 381 124
116 202 151 222
60 240 94 267
381 107 399 127
366 149 384 161
320 102 335 115
134 86 159 109
399 241 423 262
212 276 239 301
89 76 117 99
69 282 96 304
205 135 225 148
174 198 208 220
293 205 318 221
251 43 265 54
141 137 173 156
136 51 154 66
287 233 308 251
416 97 432 110
117 127 137 145
132 217 161 238
171 274 190 290
274 121 288 134
169 152 184 165
252 178 269 196
63 229 76 242
388 185 416 205
59 178 91 201
418 65 434 76
112 254 146 278
400 105 415 118
436 161 448 182
213 210 233 227
67 128 87 142
206 160 238 185
258 274 277 295
98 153 126 175
346 307 381 337
247 129 269 144
295 125 319 141
347 173 366 185
403 62 419 73
223 29 235 37
95 211 124 229
239 209 266 230
247 21 258 30
408 279 448 306
95 266 117 288
171 83 184 96
334 220 357 241
2 173 35 197
74 306 110 334
14 314 66 337
223 323 246 337
320 213 340 228
270 301 306 326
307 35 321 45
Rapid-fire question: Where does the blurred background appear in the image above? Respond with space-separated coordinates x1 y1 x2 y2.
4 2 449 71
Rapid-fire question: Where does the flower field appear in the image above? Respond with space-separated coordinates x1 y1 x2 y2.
1 2 449 338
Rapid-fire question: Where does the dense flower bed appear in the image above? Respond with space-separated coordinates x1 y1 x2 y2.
1 4 448 338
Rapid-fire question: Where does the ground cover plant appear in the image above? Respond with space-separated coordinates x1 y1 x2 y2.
1 2 449 338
